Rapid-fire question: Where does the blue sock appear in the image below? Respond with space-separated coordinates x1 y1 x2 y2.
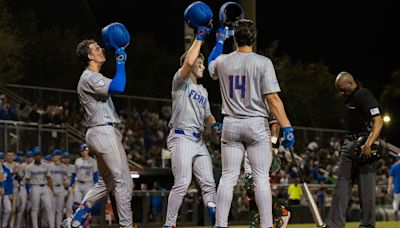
207 206 216 226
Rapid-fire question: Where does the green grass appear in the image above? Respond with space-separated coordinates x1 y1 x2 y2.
182 221 399 228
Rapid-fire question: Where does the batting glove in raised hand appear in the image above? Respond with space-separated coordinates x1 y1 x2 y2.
115 48 127 65
216 27 229 44
212 122 223 134
282 126 295 148
195 23 213 41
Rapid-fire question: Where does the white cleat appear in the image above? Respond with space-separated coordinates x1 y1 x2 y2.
281 211 291 228
61 217 72 228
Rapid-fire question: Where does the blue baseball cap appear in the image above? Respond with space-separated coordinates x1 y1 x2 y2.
0 152 4 159
13 156 23 163
397 154 400 160
16 151 25 157
44 154 52 161
26 150 33 157
79 143 89 152
52 149 63 156
32 146 41 156
61 151 70 158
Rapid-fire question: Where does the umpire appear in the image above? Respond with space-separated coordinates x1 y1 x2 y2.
326 71 383 228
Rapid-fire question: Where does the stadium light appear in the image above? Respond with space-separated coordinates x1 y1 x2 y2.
130 172 140 179
383 115 391 123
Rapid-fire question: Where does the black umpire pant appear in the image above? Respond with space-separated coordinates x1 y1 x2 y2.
326 137 376 228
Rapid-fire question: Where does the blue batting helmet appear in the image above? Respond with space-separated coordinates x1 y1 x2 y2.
219 2 244 29
102 22 130 50
184 1 213 29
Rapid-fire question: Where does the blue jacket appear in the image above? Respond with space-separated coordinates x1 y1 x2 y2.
1 165 14 195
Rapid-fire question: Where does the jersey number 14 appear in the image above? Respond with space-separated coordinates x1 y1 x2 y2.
229 75 246 99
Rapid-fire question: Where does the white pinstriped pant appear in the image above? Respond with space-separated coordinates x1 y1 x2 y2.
165 130 216 226
82 125 133 228
216 116 273 228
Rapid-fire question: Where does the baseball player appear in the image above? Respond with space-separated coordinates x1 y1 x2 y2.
4 151 19 228
0 151 14 228
49 149 69 227
244 112 289 228
163 22 220 228
68 144 99 211
25 148 56 228
63 39 133 228
14 151 32 228
208 19 295 228
61 151 75 218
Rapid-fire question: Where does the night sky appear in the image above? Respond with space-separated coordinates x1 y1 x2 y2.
84 0 396 95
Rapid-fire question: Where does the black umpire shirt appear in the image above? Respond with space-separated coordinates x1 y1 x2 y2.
343 84 380 134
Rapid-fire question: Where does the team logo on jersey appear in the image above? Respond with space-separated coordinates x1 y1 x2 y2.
189 89 207 106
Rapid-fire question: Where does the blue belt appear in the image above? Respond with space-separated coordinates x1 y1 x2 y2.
175 129 201 139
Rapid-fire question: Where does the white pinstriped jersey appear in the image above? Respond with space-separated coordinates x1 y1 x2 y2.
48 162 68 186
77 69 120 127
168 69 212 132
209 51 281 118
25 162 51 185
74 157 98 183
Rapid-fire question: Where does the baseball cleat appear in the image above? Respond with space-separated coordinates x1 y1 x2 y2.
61 217 72 228
280 211 291 228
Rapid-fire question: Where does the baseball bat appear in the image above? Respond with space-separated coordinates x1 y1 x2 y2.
289 148 326 227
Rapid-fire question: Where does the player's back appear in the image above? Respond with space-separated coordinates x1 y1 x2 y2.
210 51 280 118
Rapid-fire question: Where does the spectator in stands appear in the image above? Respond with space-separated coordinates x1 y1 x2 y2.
388 154 400 220
28 102 41 123
148 180 166 222
0 94 17 120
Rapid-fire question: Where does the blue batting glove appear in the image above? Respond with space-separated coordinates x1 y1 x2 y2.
115 48 127 65
195 24 212 41
212 122 223 134
216 27 229 44
282 126 295 148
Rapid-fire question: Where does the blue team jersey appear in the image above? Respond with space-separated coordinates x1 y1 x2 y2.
1 165 14 195
389 163 400 193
